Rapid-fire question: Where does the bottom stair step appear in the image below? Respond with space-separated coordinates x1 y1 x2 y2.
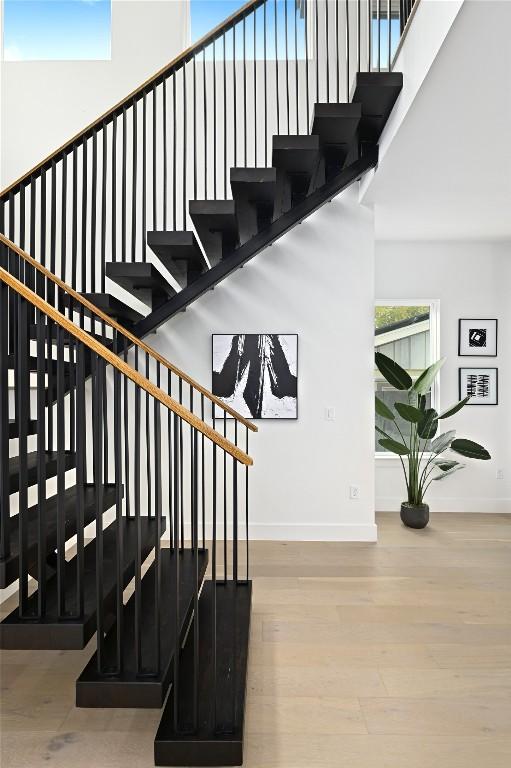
76 548 209 708
0 515 165 650
154 580 252 767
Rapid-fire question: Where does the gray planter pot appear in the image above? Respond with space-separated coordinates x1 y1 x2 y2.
400 502 429 529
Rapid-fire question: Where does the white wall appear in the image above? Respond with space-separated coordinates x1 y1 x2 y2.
0 0 190 188
375 240 511 513
151 186 377 541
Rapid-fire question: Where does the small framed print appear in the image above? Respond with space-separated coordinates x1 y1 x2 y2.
458 318 497 356
459 367 498 406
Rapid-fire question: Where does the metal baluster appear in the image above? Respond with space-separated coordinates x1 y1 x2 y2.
243 15 247 165
122 107 127 262
315 0 319 102
146 353 152 518
192 428 199 730
172 411 180 732
254 7 257 165
113 355 124 674
377 0 381 71
285 0 290 131
16 295 29 616
101 124 107 293
233 24 237 168
76 341 86 619
223 412 227 581
81 138 87 290
142 91 147 261
212 431 218 730
153 83 158 231
91 131 97 290
0 260 9 564
201 394 205 550
112 114 117 262
183 64 188 227
163 78 168 229
123 338 131 518
154 364 162 676
93 355 105 671
223 31 227 196
264 0 268 162
387 0 391 70
358 0 361 72
368 0 372 71
325 0 330 102
193 56 197 202
50 161 57 303
294 0 299 133
131 99 138 261
213 38 217 198
305 0 310 129
346 0 350 101
179 378 184 549
134 351 142 673
245 428 249 582
56 322 66 618
275 0 280 134
203 49 208 199
72 147 78 287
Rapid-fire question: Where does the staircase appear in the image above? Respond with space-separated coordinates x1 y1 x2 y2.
1 0 417 765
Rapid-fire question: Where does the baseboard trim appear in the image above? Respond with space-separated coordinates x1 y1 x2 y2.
163 523 378 542
376 497 511 514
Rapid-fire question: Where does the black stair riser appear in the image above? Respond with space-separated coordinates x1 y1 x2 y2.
8 451 76 494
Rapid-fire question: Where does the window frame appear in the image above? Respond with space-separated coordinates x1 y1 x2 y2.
374 298 441 460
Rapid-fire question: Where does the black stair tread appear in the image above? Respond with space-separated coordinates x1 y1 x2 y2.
272 134 320 173
189 200 239 265
76 548 209 708
0 514 165 650
311 102 362 145
81 293 144 325
105 262 177 308
8 419 37 439
147 231 208 287
0 483 117 590
154 580 252 767
8 451 76 494
29 324 112 347
230 167 277 203
351 71 403 141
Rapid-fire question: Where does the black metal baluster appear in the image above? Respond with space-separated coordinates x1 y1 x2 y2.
61 154 68 292
358 0 361 72
0 262 8 564
193 52 197 202
91 130 98 291
203 49 208 199
72 146 78 288
183 65 187 228
294 0 299 133
172 411 180 733
179 378 184 549
325 0 330 102
93 354 106 671
377 0 381 72
388 0 391 70
245 428 249 583
223 31 227 196
142 91 147 261
368 0 372 70
223 412 227 582
201 394 205 550
76 341 86 620
16 295 29 617
163 78 168 229
346 0 350 101
131 99 138 261
146 353 152 518
123 338 131 518
315 0 319 102
101 124 107 292
192 427 199 731
153 83 158 231
112 114 117 262
285 0 290 131
173 73 177 227
212 430 218 731
305 0 310 129
134 368 142 673
275 0 280 134
264 0 268 162
113 357 123 674
81 138 87 291
243 15 247 165
213 38 217 198
50 161 57 304
233 24 237 168
122 107 127 262
254 7 257 165
56 322 66 618
154 364 162 676
168 369 173 550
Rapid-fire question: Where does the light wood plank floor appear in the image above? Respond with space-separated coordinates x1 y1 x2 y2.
1 513 511 767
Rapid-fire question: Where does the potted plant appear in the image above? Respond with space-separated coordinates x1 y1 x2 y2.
375 353 491 529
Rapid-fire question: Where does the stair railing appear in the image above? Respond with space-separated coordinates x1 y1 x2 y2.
0 0 418 298
1 238 253 731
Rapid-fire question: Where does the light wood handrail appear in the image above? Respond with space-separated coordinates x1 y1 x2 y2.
0 265 253 467
0 0 264 198
0 234 257 433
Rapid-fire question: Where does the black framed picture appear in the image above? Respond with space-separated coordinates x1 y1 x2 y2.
459 367 498 405
212 334 298 419
458 319 498 356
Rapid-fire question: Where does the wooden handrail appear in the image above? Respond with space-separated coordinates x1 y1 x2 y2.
0 234 257 432
0 0 264 198
0 266 253 467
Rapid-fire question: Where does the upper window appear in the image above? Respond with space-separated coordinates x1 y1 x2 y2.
375 301 440 454
3 0 111 62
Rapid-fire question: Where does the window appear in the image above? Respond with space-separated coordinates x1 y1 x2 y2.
375 300 440 455
3 0 111 62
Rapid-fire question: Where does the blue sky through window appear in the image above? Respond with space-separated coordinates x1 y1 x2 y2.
3 0 111 61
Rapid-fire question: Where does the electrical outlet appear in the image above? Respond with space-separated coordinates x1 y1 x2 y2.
496 469 504 480
326 407 336 421
349 485 360 500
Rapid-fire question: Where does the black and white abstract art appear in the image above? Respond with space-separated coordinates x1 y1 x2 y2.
212 334 298 419
458 319 498 356
459 367 498 405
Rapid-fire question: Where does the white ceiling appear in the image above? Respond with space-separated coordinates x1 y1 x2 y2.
364 0 511 242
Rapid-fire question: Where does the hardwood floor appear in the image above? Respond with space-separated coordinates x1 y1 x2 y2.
1 513 511 767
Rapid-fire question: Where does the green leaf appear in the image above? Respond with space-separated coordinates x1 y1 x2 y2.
375 425 392 439
433 459 460 471
418 408 438 440
451 439 491 460
375 396 395 421
412 358 446 395
439 397 470 419
375 353 412 391
430 430 456 454
394 402 422 423
432 464 465 481
418 394 427 411
378 438 410 456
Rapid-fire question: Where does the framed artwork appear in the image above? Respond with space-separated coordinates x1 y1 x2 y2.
458 319 498 356
212 334 298 419
459 367 498 405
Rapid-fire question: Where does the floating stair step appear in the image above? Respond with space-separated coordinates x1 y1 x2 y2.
230 168 277 242
351 71 403 142
8 451 76 494
8 419 37 439
272 134 320 174
311 102 362 146
105 262 177 310
147 231 208 287
0 514 165 650
7 354 71 377
81 293 144 326
0 483 117 589
189 200 239 266
154 580 252 767
29 324 112 348
76 548 209 708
